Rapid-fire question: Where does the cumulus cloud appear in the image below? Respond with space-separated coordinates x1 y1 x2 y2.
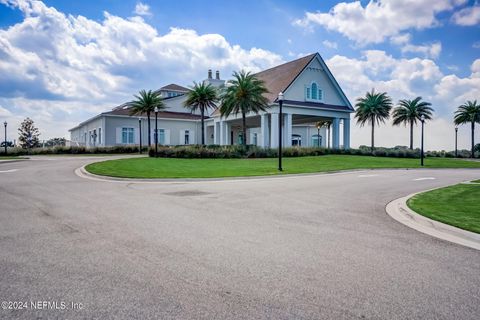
294 0 466 45
322 40 338 49
134 2 151 16
451 4 480 26
390 33 442 59
327 51 479 150
0 0 283 139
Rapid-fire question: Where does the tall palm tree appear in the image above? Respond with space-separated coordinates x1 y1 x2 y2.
220 70 269 146
184 81 218 145
355 89 393 151
392 97 434 149
128 90 166 146
454 100 480 158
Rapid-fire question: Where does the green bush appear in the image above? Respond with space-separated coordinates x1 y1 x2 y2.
0 145 145 156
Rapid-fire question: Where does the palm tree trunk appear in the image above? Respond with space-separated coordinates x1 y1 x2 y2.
371 116 375 152
200 108 205 145
147 112 151 146
409 119 414 150
472 121 475 158
242 112 247 146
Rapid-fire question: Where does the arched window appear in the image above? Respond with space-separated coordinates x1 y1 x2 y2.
311 82 318 100
292 134 302 146
305 82 323 102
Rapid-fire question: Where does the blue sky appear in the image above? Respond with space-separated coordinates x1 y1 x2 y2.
0 0 479 149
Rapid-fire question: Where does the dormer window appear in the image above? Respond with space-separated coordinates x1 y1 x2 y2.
305 82 323 102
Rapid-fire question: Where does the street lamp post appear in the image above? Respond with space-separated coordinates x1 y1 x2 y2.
154 106 159 158
421 114 425 166
278 92 284 171
316 123 321 148
455 126 458 158
139 117 142 154
3 121 7 155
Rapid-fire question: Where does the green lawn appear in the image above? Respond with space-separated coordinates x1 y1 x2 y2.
85 155 480 179
407 183 480 234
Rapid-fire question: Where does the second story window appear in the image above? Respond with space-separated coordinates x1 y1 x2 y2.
305 82 324 102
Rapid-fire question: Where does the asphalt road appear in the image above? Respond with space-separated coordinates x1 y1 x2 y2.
0 156 479 319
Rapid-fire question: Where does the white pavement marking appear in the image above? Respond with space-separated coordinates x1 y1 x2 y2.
358 174 379 178
414 177 436 181
0 169 18 173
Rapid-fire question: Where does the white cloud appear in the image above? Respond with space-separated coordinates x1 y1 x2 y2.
0 0 283 139
327 51 479 150
390 33 442 59
473 41 480 48
451 4 480 26
322 40 338 49
401 41 442 59
134 2 151 16
294 0 466 45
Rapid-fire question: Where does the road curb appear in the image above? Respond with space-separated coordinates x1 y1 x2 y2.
386 188 480 251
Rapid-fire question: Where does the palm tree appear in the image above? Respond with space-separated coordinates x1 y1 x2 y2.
220 70 269 145
392 97 434 149
184 81 218 145
128 90 166 146
355 89 393 151
315 120 331 148
454 100 480 158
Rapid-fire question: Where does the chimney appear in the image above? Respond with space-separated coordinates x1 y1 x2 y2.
208 69 212 79
215 70 220 80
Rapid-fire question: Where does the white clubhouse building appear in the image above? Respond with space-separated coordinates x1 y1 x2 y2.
69 53 353 149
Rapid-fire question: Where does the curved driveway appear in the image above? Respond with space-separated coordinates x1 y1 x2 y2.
0 157 479 319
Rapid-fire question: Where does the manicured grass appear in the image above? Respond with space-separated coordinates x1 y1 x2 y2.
408 183 480 234
473 180 480 183
85 155 480 179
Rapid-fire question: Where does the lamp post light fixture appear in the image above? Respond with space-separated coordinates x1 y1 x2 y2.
138 117 142 154
420 114 425 166
154 106 159 158
3 121 7 155
278 92 284 171
455 126 458 158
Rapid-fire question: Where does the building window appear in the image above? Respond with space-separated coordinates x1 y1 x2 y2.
306 82 323 102
184 130 190 145
253 133 258 145
122 127 134 144
237 132 244 145
312 134 322 147
292 134 302 146
98 128 101 144
158 129 165 145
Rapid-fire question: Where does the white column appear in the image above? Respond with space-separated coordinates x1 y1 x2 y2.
213 122 218 145
332 118 340 149
219 121 225 145
343 118 350 149
284 113 292 147
225 122 231 145
270 113 279 148
260 114 269 148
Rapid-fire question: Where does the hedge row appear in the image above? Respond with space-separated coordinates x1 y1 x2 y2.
0 145 146 156
0 144 476 158
147 145 477 159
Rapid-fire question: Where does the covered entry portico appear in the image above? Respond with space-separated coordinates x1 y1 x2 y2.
211 101 351 149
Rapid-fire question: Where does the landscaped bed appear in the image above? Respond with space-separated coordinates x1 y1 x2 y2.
407 183 480 234
85 155 480 179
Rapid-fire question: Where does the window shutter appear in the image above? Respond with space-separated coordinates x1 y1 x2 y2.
179 130 185 145
134 128 139 144
165 129 171 145
115 127 122 144
189 130 195 145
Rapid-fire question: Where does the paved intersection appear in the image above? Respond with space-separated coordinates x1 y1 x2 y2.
0 157 479 319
